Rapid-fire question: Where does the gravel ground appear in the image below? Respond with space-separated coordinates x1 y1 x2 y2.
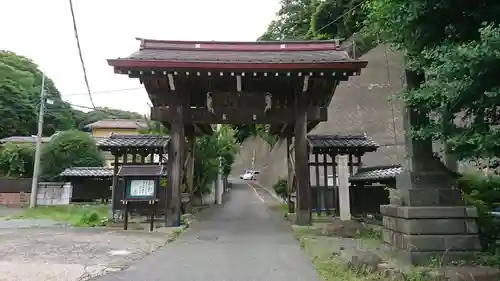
0 225 172 281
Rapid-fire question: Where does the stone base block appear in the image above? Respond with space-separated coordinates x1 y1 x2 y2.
382 216 478 235
380 205 478 219
394 250 481 266
382 229 481 252
381 204 481 265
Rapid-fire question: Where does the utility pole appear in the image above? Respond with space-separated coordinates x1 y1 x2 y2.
30 73 46 208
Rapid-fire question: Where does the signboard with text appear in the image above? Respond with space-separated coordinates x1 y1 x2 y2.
125 179 157 200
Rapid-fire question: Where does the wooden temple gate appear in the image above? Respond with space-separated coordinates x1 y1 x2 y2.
108 39 368 225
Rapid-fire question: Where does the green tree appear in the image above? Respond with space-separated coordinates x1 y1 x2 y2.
40 130 104 180
193 125 240 195
0 143 35 177
363 0 500 164
259 0 366 41
0 51 76 138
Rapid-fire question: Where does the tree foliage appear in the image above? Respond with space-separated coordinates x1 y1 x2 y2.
0 51 77 138
193 125 239 195
0 143 35 177
259 0 365 41
40 130 104 180
363 0 500 164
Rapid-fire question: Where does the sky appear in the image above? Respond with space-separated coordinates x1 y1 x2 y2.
0 0 281 114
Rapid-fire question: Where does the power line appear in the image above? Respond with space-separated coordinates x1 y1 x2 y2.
68 0 96 109
315 0 369 34
63 87 144 97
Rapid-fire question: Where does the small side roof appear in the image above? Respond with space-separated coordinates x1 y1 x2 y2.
60 167 113 178
117 165 167 177
97 134 170 153
307 134 379 155
349 165 403 184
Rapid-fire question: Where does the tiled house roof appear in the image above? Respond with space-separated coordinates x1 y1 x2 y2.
85 119 146 130
349 165 402 183
0 136 52 144
97 134 170 149
307 134 379 154
60 167 114 178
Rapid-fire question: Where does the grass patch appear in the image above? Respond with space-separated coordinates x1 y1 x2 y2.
294 225 434 281
10 204 109 227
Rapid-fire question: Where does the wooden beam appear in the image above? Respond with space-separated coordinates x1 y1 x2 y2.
151 107 327 124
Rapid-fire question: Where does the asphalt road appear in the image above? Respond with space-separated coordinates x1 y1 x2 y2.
93 181 319 281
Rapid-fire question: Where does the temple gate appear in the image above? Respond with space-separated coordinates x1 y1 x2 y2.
107 39 367 226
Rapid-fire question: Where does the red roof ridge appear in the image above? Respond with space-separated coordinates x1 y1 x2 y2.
135 37 341 52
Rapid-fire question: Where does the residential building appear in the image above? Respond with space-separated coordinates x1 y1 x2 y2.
84 119 146 138
83 119 147 168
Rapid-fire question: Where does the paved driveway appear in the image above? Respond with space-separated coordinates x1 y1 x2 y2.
93 181 320 281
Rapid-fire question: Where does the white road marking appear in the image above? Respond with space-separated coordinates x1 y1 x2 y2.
248 184 265 203
108 250 131 256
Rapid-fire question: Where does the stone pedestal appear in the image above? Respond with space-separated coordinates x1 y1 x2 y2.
381 204 481 265
381 157 481 265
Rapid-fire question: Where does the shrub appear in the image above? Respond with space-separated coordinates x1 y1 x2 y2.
40 130 104 180
458 173 500 251
0 143 35 177
272 178 288 201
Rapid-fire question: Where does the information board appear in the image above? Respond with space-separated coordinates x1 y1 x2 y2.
128 179 155 198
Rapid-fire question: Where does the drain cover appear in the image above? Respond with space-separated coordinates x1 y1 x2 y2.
197 235 218 241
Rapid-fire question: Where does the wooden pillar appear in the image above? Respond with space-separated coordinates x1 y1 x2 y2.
286 135 295 213
294 90 311 225
185 135 195 214
167 94 185 227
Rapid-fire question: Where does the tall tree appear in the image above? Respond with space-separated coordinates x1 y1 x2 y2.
0 51 76 138
259 0 365 41
363 0 500 163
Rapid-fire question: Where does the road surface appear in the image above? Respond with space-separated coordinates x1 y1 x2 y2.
93 181 319 281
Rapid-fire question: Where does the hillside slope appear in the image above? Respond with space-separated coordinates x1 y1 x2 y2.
233 45 406 188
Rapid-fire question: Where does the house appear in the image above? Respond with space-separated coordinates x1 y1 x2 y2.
0 136 52 146
83 119 148 168
83 119 147 138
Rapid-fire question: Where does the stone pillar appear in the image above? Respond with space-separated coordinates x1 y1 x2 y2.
337 155 351 221
380 70 481 265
